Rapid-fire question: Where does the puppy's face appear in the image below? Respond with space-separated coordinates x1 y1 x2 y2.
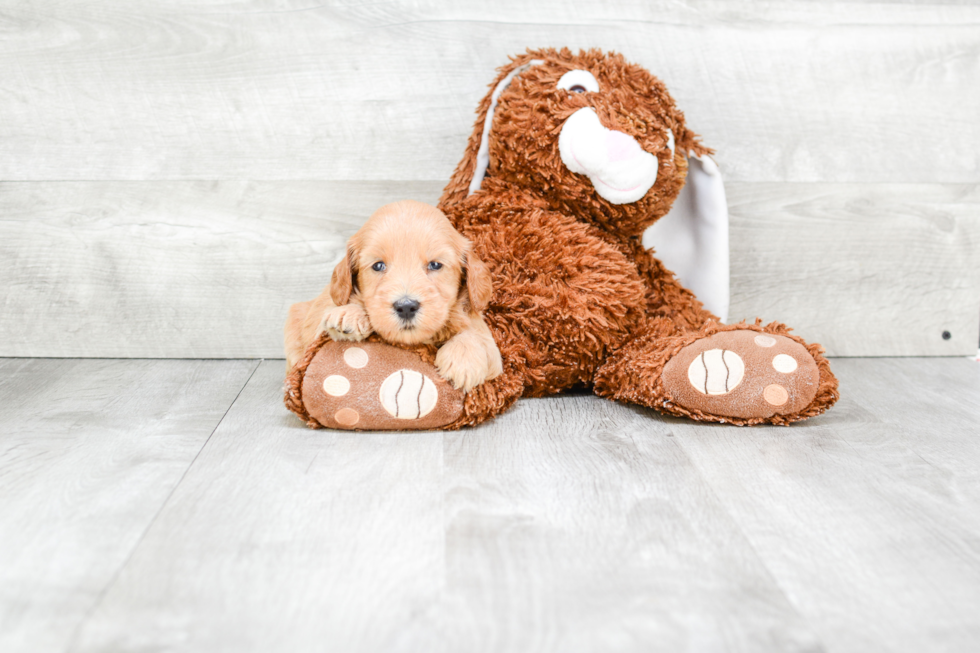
330 201 491 345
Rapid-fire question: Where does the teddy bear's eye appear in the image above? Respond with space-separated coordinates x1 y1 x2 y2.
557 69 599 94
371 261 386 272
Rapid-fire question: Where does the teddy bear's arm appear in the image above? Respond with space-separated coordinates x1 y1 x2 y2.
629 240 719 332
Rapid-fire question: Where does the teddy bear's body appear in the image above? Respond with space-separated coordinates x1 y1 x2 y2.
441 183 684 395
285 48 838 429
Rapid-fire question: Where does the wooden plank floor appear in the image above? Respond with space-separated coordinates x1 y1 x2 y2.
1 357 978 652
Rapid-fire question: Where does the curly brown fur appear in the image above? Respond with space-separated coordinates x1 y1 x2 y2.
288 47 838 429
593 320 839 426
434 47 837 427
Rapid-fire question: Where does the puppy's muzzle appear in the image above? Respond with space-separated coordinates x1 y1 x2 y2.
393 297 421 324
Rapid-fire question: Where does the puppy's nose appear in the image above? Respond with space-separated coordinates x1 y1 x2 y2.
393 297 420 321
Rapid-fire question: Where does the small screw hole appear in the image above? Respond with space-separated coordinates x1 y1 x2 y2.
942 331 952 340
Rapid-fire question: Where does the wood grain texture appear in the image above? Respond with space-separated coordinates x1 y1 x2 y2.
0 357 258 653
0 0 977 182
71 360 452 653
432 395 818 652
0 180 441 358
1 180 976 358
0 357 965 651
725 183 980 356
671 357 980 652
71 360 821 652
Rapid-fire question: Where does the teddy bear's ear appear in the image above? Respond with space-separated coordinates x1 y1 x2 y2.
678 123 714 159
438 51 550 208
643 153 730 322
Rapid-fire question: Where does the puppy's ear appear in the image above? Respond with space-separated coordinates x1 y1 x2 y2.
461 250 493 313
329 242 359 306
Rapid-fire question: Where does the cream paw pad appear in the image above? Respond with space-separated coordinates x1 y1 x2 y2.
300 341 463 430
662 330 820 420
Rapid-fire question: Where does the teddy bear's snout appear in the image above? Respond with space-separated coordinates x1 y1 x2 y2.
605 130 642 163
558 107 659 206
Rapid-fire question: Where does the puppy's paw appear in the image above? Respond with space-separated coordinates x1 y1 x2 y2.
435 330 502 392
318 304 372 342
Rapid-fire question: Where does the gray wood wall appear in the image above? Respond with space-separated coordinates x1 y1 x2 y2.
2 0 978 358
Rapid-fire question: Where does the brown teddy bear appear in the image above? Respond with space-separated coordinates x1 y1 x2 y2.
285 47 839 430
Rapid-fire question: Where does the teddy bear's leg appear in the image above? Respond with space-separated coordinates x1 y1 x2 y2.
628 242 720 332
285 336 527 431
286 338 465 431
445 358 527 429
593 320 839 425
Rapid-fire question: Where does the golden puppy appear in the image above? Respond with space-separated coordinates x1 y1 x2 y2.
284 200 503 391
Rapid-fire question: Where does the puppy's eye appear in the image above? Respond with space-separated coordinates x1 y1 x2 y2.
371 261 386 272
427 261 443 271
557 69 600 94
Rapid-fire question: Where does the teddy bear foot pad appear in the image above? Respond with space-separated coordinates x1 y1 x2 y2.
301 341 464 430
662 330 819 420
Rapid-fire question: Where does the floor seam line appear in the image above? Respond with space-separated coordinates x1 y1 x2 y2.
671 427 831 652
62 359 263 653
